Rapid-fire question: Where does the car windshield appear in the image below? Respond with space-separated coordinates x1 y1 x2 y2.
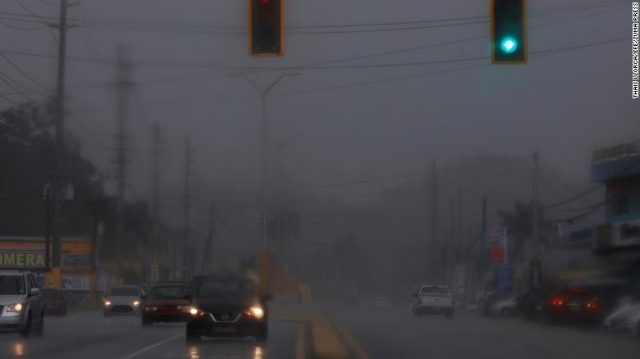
195 279 254 299
421 286 449 295
0 275 25 295
109 287 138 296
148 286 189 299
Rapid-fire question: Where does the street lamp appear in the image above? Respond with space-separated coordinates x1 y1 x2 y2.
231 73 300 253
276 134 302 253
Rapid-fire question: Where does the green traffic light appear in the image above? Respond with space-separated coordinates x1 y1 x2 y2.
499 37 518 54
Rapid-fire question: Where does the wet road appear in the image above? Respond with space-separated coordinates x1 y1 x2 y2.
330 304 639 359
0 311 296 359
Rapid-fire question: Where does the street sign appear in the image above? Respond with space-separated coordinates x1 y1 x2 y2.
493 265 513 292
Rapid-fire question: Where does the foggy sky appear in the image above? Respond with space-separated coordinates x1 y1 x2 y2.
0 0 637 206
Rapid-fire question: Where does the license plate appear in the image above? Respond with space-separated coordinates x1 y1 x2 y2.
214 327 237 334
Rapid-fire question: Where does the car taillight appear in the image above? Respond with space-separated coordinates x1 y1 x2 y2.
585 299 599 311
551 296 564 307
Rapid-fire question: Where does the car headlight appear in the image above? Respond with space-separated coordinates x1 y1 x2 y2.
144 306 157 312
104 300 112 306
246 305 265 319
133 300 140 307
6 303 24 312
187 306 204 317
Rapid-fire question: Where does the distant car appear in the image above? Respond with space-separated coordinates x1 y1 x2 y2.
490 295 517 317
186 275 270 342
360 297 374 307
0 271 44 337
372 297 391 307
42 288 67 316
103 286 144 316
141 282 190 326
603 302 640 336
412 284 454 319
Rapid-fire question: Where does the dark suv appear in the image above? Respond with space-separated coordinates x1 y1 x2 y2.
186 275 270 342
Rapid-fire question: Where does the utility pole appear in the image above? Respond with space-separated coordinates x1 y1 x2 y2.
201 202 216 275
44 185 52 270
531 151 539 259
457 187 463 249
114 45 133 280
150 124 161 284
183 138 193 280
445 199 455 284
49 0 70 288
430 159 438 282
530 151 541 289
477 196 487 301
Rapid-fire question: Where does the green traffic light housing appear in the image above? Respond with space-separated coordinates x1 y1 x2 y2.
492 0 527 64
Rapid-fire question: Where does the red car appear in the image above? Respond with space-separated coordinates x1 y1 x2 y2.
141 282 191 326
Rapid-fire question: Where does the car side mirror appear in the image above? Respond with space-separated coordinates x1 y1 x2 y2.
261 293 273 303
30 288 40 296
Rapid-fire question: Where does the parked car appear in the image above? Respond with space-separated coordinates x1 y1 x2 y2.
411 284 455 319
42 288 68 316
103 286 144 316
0 271 44 337
141 282 190 326
602 302 640 336
489 295 517 317
186 275 270 342
481 292 511 316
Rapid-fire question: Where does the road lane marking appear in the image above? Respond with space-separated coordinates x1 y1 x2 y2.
331 320 369 359
296 322 307 359
120 333 182 359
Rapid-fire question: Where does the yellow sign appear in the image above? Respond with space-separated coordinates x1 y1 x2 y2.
0 252 45 268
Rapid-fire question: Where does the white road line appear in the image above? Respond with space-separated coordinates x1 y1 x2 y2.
120 333 182 359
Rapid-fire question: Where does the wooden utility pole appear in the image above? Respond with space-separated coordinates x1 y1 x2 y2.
430 158 438 282
183 138 193 280
114 45 133 274
530 151 541 289
150 124 161 284
49 0 70 288
532 151 539 259
201 203 216 275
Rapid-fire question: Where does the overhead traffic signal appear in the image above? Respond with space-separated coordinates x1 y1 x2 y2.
491 0 527 64
249 0 284 56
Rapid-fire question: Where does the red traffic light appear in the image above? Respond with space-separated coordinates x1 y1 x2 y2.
249 0 283 56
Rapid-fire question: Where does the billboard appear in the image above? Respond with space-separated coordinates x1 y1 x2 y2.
0 237 91 271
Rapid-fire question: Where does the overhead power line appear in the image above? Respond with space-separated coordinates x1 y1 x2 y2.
542 156 640 210
0 52 49 90
298 173 422 191
0 0 625 35
277 36 628 96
